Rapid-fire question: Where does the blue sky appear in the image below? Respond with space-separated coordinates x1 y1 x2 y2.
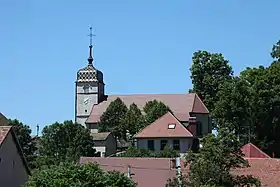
1 1 279 135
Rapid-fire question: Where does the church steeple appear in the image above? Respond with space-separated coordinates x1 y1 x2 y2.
87 27 95 66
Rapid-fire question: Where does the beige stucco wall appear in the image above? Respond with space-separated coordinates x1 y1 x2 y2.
136 138 193 153
0 132 29 187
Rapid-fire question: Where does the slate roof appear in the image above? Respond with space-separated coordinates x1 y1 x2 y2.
86 93 208 123
0 112 8 126
241 143 271 158
0 126 30 175
91 132 111 141
80 157 280 187
134 111 193 138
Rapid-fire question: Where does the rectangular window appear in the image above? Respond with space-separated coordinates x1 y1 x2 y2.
160 140 168 150
147 140 154 151
173 140 180 151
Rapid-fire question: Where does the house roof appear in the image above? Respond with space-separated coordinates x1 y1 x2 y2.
0 126 31 175
80 157 177 187
86 93 209 124
232 158 280 187
0 113 8 126
134 111 193 138
241 143 271 158
91 132 111 141
80 157 280 187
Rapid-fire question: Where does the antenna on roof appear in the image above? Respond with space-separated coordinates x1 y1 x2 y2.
36 124 39 136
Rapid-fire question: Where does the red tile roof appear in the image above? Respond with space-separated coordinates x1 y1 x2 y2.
80 157 280 187
0 126 30 175
233 158 280 187
241 143 271 158
134 111 193 138
86 93 209 123
80 157 177 187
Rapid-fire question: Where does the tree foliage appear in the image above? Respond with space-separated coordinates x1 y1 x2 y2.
190 50 233 113
214 59 280 156
98 98 128 139
117 146 179 158
166 130 261 187
8 119 37 157
212 77 255 145
25 162 137 187
38 120 95 166
8 119 37 168
122 103 145 136
143 100 170 125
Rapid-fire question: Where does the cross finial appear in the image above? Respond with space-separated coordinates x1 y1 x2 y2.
88 27 96 47
87 27 96 65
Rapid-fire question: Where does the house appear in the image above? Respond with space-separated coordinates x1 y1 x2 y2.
241 143 271 158
133 111 197 154
0 113 8 126
80 156 280 187
0 126 30 187
91 132 117 157
74 38 211 137
85 93 211 136
80 157 178 187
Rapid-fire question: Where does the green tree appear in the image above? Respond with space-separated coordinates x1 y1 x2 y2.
8 119 37 158
271 40 280 60
25 162 137 187
166 129 260 187
190 50 233 114
122 103 145 136
118 146 179 158
8 119 37 168
244 62 280 157
143 100 170 125
38 120 95 166
98 98 128 139
212 77 255 145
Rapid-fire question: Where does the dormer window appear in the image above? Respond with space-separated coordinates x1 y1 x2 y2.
168 123 176 129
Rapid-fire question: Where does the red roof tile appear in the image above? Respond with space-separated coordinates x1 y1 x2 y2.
134 111 193 138
233 158 280 187
80 157 280 187
80 157 177 187
241 143 270 158
86 93 209 123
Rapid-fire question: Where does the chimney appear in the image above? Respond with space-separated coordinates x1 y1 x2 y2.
127 164 131 178
170 158 176 169
176 157 182 187
187 117 197 136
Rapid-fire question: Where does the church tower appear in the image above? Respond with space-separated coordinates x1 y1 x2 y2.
75 27 105 127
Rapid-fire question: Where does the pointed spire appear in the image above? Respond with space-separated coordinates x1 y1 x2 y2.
87 27 95 65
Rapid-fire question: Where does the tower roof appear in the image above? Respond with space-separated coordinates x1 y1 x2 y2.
76 27 103 83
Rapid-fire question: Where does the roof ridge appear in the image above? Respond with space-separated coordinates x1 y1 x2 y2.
191 93 209 113
134 111 171 137
108 93 189 97
168 112 193 135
